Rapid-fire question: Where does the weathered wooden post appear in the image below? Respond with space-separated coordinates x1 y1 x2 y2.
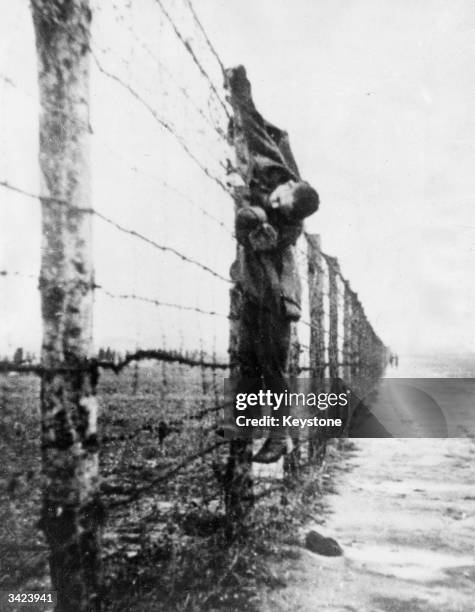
342 280 352 384
306 234 325 460
284 319 301 475
132 360 139 395
359 309 369 393
223 66 254 531
307 235 325 386
326 256 340 382
350 291 360 385
31 1 102 610
353 296 362 392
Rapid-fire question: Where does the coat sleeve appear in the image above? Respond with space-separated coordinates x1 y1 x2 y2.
235 205 268 246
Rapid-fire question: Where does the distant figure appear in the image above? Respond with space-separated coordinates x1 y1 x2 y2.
388 352 399 368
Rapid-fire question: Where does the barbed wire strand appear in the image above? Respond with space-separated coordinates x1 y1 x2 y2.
91 52 233 198
102 13 229 140
106 439 230 508
26 4 235 198
0 179 231 283
183 0 227 76
0 269 38 281
97 286 228 318
97 139 234 237
153 0 230 119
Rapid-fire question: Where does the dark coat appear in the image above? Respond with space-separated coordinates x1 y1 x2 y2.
227 66 319 320
233 181 319 320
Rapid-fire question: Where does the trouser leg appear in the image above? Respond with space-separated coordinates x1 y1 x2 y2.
235 298 292 443
233 300 263 437
257 304 291 436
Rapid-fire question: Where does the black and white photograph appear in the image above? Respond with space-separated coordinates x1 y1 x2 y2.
1 1 474 610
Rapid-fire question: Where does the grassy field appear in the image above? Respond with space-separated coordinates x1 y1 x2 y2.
0 364 330 611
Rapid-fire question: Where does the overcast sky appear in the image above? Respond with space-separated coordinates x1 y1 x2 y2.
196 0 475 356
1 0 475 358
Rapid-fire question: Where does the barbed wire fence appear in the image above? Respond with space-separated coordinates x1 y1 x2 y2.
0 0 387 608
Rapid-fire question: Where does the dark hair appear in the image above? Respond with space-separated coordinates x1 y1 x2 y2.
292 183 319 219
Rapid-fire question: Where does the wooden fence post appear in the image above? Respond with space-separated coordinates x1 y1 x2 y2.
326 256 340 382
287 323 301 382
31 1 102 610
307 235 325 387
223 66 254 530
306 234 325 459
132 360 139 395
358 308 369 393
349 292 359 384
284 320 301 475
343 281 352 384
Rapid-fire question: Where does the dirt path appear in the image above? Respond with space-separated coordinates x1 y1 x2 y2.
259 437 475 612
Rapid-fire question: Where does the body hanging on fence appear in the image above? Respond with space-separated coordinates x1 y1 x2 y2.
227 66 320 463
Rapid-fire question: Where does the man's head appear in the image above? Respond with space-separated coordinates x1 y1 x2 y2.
291 182 320 219
269 181 319 220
